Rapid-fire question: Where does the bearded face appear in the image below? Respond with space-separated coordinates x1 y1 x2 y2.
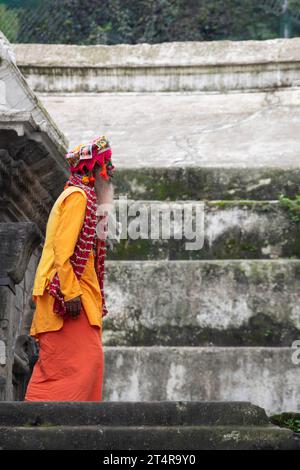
93 163 121 248
93 163 115 206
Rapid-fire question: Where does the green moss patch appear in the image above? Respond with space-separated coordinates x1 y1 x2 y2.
279 194 300 223
270 413 300 433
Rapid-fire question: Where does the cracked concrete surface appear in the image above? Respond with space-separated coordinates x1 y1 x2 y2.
37 88 300 168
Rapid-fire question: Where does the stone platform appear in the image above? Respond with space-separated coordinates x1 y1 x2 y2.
0 401 299 450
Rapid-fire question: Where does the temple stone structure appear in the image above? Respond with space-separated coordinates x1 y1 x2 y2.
13 38 300 94
0 31 300 448
0 32 68 400
11 37 300 417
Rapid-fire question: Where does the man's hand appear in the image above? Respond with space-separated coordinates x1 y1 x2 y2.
65 296 82 318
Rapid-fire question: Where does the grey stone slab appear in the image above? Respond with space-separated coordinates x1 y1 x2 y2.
0 400 298 450
13 39 300 68
113 167 300 200
108 200 300 260
104 260 300 346
101 347 300 415
0 424 299 450
0 401 269 426
13 39 300 93
35 89 300 168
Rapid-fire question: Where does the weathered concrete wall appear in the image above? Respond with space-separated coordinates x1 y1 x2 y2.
112 167 300 200
104 260 300 347
32 88 300 169
102 347 300 416
12 39 300 92
109 200 300 260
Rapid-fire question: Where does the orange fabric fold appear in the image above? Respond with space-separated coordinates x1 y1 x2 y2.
30 189 103 338
24 304 104 401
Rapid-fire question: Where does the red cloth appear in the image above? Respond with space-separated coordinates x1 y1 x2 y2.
24 307 104 401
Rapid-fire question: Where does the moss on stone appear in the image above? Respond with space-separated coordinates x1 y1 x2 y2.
270 413 300 433
208 200 271 207
103 314 300 347
22 421 56 428
107 203 300 260
113 167 300 201
278 194 300 223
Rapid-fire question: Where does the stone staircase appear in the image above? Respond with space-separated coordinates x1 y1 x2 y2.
2 167 300 449
102 166 300 417
0 401 299 450
7 39 300 449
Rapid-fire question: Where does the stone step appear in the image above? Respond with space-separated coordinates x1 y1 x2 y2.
100 347 300 416
104 260 300 346
108 200 298 260
13 39 300 93
0 402 299 450
0 424 298 450
33 88 300 170
0 401 269 426
112 167 300 201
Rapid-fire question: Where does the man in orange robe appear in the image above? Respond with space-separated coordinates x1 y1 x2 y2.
25 135 115 401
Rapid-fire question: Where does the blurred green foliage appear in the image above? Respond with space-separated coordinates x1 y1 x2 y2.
0 0 300 44
0 4 19 42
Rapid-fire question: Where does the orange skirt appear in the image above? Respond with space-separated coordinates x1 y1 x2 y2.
24 307 104 401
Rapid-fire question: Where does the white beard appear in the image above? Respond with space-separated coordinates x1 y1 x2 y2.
94 176 114 206
94 176 122 247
